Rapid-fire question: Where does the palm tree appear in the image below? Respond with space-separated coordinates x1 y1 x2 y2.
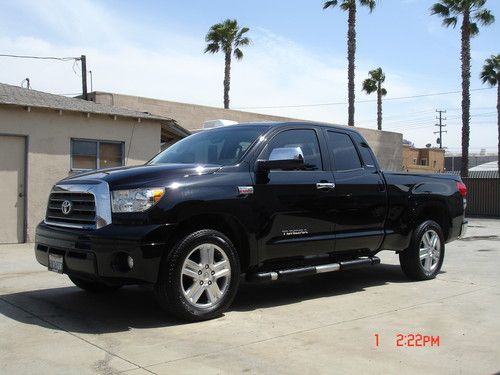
323 0 376 127
431 0 494 178
480 54 500 174
362 68 387 130
204 19 251 109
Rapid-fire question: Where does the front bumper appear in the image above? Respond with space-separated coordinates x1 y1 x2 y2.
35 221 175 284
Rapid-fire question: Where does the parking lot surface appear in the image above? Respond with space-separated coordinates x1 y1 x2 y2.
1 219 499 375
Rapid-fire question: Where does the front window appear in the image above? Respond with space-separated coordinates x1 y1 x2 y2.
149 125 269 166
71 139 124 170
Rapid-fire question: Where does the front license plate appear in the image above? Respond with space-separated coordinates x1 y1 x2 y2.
48 253 64 273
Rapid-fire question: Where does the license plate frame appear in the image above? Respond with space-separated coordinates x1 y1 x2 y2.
48 253 64 273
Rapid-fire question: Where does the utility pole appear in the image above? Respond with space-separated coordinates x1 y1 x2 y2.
434 109 447 149
80 55 88 100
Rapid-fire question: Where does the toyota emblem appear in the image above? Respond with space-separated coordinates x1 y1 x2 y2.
61 200 73 215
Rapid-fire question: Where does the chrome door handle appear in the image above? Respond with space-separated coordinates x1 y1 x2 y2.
316 182 335 190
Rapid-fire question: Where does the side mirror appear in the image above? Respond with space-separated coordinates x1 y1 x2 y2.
257 147 305 171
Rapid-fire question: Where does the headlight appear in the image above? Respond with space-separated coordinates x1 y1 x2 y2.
111 188 165 213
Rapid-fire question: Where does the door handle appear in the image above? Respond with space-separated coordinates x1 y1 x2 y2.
316 182 335 190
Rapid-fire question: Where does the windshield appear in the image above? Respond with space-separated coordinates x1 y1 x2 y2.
149 125 270 166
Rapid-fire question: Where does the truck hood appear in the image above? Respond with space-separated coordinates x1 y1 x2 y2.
60 163 221 190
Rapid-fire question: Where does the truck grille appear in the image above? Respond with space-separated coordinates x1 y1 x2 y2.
46 192 96 227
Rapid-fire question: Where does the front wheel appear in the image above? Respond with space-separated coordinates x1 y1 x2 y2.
154 229 240 322
399 220 445 280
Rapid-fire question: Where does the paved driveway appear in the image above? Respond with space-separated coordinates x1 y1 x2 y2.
1 219 499 374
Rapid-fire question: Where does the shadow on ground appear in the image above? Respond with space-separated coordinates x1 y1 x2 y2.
0 263 410 334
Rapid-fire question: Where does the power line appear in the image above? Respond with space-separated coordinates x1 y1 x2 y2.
0 54 79 61
234 87 494 110
0 53 89 100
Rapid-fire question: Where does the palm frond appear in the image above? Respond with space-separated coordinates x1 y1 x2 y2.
362 78 377 94
234 48 244 60
204 42 220 54
381 88 388 96
473 9 495 26
480 54 500 86
360 0 376 12
442 16 458 27
469 22 479 36
430 3 450 17
235 36 251 47
323 0 339 10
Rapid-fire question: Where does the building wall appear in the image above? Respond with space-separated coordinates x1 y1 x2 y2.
403 145 445 173
0 105 161 241
90 92 403 171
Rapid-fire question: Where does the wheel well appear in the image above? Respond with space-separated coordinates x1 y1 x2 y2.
164 214 251 272
415 203 451 240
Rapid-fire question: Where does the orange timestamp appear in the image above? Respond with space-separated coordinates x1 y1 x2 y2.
374 333 440 347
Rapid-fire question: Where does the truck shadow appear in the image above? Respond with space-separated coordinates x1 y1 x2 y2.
0 263 421 334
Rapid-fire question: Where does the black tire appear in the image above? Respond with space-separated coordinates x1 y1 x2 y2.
68 275 122 292
154 229 240 322
399 220 445 281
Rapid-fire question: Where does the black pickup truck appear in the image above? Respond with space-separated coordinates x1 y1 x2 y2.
35 122 467 321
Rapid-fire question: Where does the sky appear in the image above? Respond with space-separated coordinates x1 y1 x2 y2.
0 0 498 152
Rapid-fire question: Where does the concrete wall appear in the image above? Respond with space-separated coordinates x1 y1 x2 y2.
90 92 403 171
0 105 161 241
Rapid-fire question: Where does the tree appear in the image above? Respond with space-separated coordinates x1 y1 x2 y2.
431 0 494 177
204 19 251 109
480 54 500 174
362 67 387 130
323 0 376 127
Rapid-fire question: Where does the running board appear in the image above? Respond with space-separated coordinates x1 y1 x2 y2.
246 256 380 282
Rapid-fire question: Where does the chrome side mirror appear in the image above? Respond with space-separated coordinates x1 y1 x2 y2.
257 147 305 171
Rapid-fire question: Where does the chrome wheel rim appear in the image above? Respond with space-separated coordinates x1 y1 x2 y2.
419 229 441 273
180 243 231 309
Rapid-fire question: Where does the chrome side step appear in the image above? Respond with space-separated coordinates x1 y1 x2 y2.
246 256 380 282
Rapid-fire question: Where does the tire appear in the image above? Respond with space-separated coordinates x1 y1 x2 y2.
68 275 122 292
399 220 445 281
154 229 240 322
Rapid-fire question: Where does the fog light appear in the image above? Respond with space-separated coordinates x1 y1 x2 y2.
127 256 134 269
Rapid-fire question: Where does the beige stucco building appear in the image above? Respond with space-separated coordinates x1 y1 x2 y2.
0 83 187 244
402 144 445 173
89 92 403 172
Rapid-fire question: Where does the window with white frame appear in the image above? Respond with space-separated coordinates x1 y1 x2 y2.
71 139 124 170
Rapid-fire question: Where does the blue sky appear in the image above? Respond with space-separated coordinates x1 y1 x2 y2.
0 0 498 151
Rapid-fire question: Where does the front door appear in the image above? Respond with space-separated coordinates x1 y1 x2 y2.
0 135 26 243
253 128 336 263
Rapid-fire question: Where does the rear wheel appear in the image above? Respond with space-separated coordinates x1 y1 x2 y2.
68 275 122 292
399 220 445 280
154 229 240 322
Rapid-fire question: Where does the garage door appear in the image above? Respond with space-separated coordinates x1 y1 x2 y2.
0 135 26 243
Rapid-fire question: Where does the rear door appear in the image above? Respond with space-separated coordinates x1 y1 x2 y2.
253 127 336 262
325 130 387 252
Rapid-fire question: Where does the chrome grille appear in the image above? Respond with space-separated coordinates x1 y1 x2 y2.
46 192 96 226
44 181 112 230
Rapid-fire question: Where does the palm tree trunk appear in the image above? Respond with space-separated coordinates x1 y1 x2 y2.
497 83 500 174
377 85 382 130
347 2 356 126
460 8 471 178
223 50 232 109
